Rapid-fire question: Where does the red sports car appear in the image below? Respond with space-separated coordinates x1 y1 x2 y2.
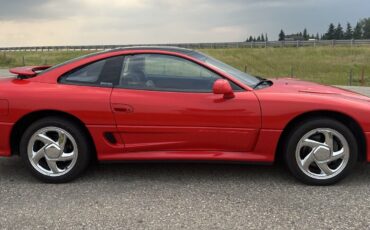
0 46 369 184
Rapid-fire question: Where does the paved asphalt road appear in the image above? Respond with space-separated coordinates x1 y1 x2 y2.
1 70 370 229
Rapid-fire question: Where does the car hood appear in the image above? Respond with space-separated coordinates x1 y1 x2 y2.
264 78 370 102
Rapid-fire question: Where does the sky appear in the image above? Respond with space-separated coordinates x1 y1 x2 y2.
0 0 369 47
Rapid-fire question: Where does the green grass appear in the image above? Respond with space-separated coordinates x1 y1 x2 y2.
1 46 370 85
201 47 370 86
0 51 93 68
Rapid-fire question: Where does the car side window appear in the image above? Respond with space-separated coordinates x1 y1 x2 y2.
59 56 124 87
118 54 225 92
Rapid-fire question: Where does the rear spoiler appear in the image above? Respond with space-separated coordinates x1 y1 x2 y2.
9 65 51 79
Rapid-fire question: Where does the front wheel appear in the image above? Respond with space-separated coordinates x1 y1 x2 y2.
20 117 91 183
284 118 358 185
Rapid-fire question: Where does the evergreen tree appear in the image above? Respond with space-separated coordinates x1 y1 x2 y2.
334 23 344 39
247 36 253 42
257 36 261 41
303 28 309 40
353 22 363 39
324 23 335 40
261 33 265 42
344 22 353 39
316 33 320 40
360 18 370 39
278 29 285 41
265 33 268 41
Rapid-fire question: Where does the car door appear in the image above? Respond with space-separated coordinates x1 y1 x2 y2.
58 55 125 155
110 54 261 153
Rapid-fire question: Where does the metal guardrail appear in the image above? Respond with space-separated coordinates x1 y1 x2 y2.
1 40 370 51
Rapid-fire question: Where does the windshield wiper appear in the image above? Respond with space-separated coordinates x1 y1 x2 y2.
253 78 273 89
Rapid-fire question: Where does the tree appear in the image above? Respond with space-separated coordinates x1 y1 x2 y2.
344 22 353 39
257 36 261 41
359 18 370 39
278 29 285 41
316 33 320 40
353 22 363 39
334 23 344 39
247 36 253 42
324 23 335 40
303 28 309 40
265 33 268 41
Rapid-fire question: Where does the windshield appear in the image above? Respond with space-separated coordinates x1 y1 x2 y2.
189 51 260 87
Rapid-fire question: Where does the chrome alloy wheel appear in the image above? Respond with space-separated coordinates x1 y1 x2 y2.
27 126 78 177
295 128 350 180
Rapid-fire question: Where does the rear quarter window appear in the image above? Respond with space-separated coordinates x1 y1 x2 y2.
59 56 124 87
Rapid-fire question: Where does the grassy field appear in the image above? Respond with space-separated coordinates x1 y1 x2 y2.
0 51 92 68
1 46 369 85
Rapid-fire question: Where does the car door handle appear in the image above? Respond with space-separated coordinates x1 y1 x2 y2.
112 104 134 113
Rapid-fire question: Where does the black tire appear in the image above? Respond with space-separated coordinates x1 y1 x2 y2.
284 118 358 185
20 117 92 183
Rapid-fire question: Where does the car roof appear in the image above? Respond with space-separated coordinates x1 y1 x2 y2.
65 46 200 64
107 46 197 56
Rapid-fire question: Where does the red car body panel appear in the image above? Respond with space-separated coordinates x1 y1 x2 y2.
111 88 261 153
0 48 370 164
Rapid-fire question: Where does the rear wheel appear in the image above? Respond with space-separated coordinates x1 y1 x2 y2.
20 117 91 183
284 118 358 185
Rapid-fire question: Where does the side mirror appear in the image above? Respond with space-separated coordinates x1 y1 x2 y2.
213 79 235 99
